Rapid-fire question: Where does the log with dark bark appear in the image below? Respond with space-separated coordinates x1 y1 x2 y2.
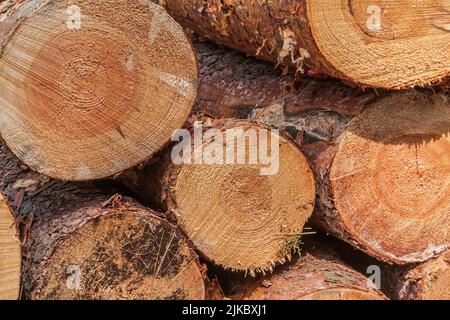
303 231 450 300
229 242 387 300
356 249 450 300
123 118 316 275
156 0 450 89
0 142 205 300
251 93 450 266
190 43 450 265
0 194 20 300
194 41 377 119
0 0 198 181
24 196 206 300
306 92 450 265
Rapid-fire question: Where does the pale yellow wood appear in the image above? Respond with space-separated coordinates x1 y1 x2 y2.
308 0 450 88
0 194 21 300
172 121 316 273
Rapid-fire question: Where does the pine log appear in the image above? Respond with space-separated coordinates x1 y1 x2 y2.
195 41 377 119
395 251 449 300
155 0 450 89
0 0 198 181
0 142 205 300
254 92 450 265
229 242 387 300
0 194 20 300
25 196 206 300
190 43 450 265
123 119 316 275
306 92 450 265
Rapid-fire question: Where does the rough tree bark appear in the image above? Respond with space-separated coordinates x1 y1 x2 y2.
0 194 20 300
155 0 450 89
395 251 449 300
0 141 205 300
191 42 450 265
248 93 449 266
0 0 198 181
123 118 316 275
194 42 377 119
305 92 450 265
229 242 387 300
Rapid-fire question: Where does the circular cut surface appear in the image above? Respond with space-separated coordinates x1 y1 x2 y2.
308 1 450 88
32 211 205 300
330 93 450 263
0 195 21 300
173 123 315 272
0 0 198 180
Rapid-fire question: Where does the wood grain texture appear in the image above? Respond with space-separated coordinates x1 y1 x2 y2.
123 118 316 274
155 0 450 89
0 0 198 180
188 42 450 265
26 198 206 300
314 92 450 265
0 141 205 300
0 194 20 300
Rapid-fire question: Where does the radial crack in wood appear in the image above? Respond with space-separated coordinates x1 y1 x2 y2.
0 0 198 180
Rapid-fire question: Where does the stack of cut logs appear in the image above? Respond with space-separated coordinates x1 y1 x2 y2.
0 0 448 300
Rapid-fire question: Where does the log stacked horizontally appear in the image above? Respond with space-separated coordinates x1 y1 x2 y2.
0 0 448 301
230 243 387 300
155 0 450 89
123 118 316 275
310 93 450 265
0 142 205 300
0 0 198 181
193 41 450 267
